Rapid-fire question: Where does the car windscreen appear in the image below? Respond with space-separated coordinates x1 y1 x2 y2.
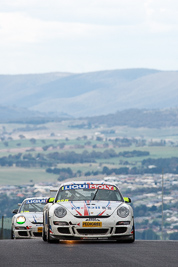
56 184 123 202
19 199 47 213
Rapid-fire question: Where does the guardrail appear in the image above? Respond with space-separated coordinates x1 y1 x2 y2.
0 216 11 239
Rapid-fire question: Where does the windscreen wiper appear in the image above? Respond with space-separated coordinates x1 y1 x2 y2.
92 188 99 200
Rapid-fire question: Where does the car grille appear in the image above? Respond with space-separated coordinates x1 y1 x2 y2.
57 227 70 234
15 226 26 230
33 232 42 237
115 227 127 234
18 231 28 237
77 229 109 235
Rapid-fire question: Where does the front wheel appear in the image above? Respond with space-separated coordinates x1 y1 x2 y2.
126 224 135 243
11 227 14 239
46 225 51 243
46 224 58 243
42 225 47 242
116 224 135 243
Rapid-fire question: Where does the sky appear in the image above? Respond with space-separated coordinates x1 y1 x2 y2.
0 0 178 74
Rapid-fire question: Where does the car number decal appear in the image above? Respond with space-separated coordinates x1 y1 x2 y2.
57 199 69 202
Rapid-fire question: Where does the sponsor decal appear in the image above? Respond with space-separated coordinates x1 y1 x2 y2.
70 202 82 216
89 184 115 190
70 201 112 216
85 218 100 221
69 222 80 226
26 199 47 204
82 221 102 227
45 213 48 224
131 225 134 234
62 184 115 191
84 201 89 216
49 224 53 234
38 227 43 233
57 199 69 202
71 205 111 210
97 201 111 216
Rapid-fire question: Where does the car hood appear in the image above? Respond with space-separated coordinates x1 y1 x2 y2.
19 212 43 223
59 201 122 217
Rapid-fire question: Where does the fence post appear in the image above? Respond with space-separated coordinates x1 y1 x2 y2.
1 216 4 239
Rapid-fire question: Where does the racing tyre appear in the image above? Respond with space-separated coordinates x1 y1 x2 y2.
11 227 14 239
42 225 47 242
126 224 135 243
116 224 135 243
47 224 58 243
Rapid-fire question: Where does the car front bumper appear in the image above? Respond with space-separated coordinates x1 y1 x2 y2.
49 216 134 240
13 224 43 239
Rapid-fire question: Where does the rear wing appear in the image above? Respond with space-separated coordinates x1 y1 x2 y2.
50 189 57 193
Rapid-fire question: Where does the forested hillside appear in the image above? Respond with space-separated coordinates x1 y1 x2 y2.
85 108 178 128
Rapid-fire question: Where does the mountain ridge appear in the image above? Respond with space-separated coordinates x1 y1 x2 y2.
0 68 178 117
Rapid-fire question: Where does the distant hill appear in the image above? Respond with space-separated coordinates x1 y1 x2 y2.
0 105 72 123
0 69 178 117
0 105 41 122
85 108 178 128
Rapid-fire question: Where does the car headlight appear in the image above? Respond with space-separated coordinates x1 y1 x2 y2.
54 206 67 218
117 206 129 218
16 216 26 224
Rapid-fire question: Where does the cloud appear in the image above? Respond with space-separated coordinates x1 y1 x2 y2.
1 0 177 46
145 0 178 25
0 0 178 73
0 12 107 45
1 0 146 25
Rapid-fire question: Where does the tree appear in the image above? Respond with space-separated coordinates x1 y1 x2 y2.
19 134 25 139
30 138 36 144
3 142 8 147
59 143 65 149
169 232 178 240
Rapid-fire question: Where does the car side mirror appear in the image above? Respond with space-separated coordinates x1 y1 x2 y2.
47 197 55 203
123 197 131 203
12 209 18 214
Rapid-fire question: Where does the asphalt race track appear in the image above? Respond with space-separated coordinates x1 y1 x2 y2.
0 240 177 267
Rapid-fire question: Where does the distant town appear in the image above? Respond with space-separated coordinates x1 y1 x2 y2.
0 117 178 240
0 173 177 240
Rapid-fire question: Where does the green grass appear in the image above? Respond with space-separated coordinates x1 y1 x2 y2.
0 167 57 186
133 146 178 159
0 145 177 184
0 122 178 185
113 126 178 140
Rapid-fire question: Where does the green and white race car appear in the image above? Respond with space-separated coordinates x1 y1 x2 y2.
11 197 48 239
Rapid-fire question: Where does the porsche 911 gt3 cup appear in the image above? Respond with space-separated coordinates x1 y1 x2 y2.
43 181 135 243
11 197 48 239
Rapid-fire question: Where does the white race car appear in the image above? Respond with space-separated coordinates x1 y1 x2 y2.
43 181 135 243
11 197 48 239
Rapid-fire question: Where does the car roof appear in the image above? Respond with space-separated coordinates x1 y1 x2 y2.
60 180 118 188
